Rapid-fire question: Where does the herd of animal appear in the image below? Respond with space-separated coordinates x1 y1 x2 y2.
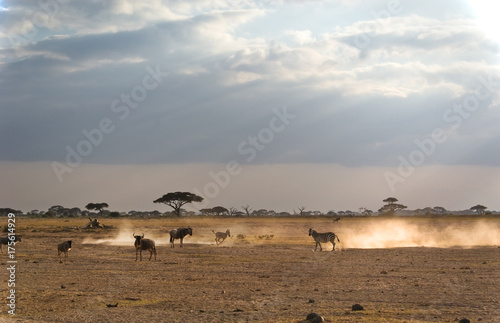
0 226 341 262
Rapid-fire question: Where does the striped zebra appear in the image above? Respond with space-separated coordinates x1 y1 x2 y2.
308 228 340 252
212 229 230 245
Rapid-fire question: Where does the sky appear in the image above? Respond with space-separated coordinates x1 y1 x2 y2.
0 0 499 213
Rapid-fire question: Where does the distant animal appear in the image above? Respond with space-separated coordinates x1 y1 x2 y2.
133 233 156 261
309 228 340 252
334 217 341 222
169 227 192 248
212 229 230 245
57 240 72 259
258 234 274 240
0 235 21 253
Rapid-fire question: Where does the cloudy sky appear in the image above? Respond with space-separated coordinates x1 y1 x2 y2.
1 0 499 213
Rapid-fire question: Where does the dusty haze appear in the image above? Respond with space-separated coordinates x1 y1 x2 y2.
81 217 500 249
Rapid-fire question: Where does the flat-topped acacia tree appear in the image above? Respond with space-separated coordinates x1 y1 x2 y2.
153 192 204 216
85 203 109 216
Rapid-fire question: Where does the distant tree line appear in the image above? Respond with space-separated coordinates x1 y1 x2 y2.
0 193 496 217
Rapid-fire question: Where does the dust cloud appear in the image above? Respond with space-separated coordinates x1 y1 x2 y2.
339 218 500 249
81 218 500 249
82 222 172 246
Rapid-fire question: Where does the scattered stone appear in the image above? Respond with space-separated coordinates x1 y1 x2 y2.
308 299 315 303
380 270 388 274
125 297 140 301
233 308 244 312
61 285 66 289
352 304 364 311
106 303 118 308
458 318 471 323
199 309 205 313
306 313 325 322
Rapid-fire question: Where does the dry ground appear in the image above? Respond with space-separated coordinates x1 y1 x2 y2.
1 216 499 322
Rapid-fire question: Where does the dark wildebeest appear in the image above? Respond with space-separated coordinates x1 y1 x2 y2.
212 229 230 245
309 228 340 252
57 240 72 259
169 227 192 248
0 235 21 253
133 233 156 261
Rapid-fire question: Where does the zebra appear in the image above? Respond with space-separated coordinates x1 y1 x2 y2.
169 227 192 248
308 228 340 252
212 229 230 245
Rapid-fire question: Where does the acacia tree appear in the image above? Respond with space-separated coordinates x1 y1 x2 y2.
85 203 109 216
433 206 446 213
242 205 252 216
211 206 229 216
153 192 203 216
470 204 487 215
379 197 407 215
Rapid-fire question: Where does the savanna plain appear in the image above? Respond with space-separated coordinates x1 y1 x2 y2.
1 216 499 322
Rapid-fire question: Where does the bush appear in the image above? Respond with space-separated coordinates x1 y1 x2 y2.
109 212 121 218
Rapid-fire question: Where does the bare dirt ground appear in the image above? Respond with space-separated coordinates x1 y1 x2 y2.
1 216 499 322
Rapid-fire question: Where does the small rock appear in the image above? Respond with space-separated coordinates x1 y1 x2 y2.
61 285 66 289
352 304 364 311
306 313 321 320
308 299 315 303
380 270 388 274
458 319 471 323
306 313 325 322
233 308 243 312
106 303 118 308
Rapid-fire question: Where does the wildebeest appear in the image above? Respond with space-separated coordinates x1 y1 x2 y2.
0 235 21 253
169 227 192 248
57 240 72 259
212 229 230 245
309 228 340 252
133 233 157 261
